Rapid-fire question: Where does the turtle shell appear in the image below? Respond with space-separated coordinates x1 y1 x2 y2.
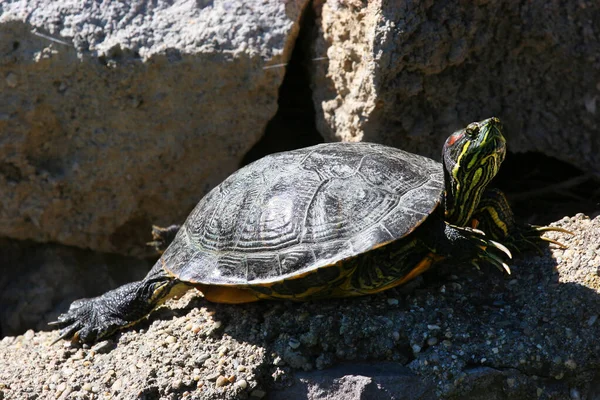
160 142 444 285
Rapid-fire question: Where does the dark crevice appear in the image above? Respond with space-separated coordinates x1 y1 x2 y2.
241 4 323 166
494 152 600 224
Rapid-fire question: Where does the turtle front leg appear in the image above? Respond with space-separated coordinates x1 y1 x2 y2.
50 263 188 344
472 188 571 253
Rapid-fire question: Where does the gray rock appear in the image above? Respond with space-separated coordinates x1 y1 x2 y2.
0 0 309 255
270 363 436 400
0 238 150 336
311 1 600 176
1 214 599 399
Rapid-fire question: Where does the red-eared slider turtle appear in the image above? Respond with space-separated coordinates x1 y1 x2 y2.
51 117 564 343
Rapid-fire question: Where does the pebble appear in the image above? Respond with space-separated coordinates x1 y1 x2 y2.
23 330 35 340
288 338 301 349
56 382 67 393
273 356 285 366
165 336 177 345
215 376 230 387
218 345 229 357
57 385 72 400
195 353 211 366
172 379 183 390
91 340 114 354
427 337 438 346
587 315 598 326
5 73 18 88
565 359 577 370
111 379 122 391
82 383 93 392
205 372 220 381
412 344 422 354
233 379 248 390
387 298 399 306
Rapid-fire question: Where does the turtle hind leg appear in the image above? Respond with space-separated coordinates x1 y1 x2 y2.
50 264 187 344
147 224 181 254
472 188 571 254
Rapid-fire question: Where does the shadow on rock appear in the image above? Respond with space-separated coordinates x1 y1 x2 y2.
90 216 600 399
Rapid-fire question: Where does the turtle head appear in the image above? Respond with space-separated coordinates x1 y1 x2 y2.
442 117 506 227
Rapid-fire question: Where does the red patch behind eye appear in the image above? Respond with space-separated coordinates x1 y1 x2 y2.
446 132 463 147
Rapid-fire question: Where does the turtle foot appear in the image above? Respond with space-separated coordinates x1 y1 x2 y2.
147 224 181 253
50 281 154 344
50 296 126 344
443 224 512 275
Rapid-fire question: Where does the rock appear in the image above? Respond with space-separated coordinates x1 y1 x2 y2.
311 1 600 176
1 214 599 399
269 363 436 400
0 0 309 256
0 238 149 336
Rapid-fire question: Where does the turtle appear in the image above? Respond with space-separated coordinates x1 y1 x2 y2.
51 117 566 343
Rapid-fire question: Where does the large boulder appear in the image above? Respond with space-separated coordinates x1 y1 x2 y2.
0 0 309 256
311 0 600 175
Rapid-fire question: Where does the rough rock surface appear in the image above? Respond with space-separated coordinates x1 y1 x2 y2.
311 0 600 176
1 214 599 399
0 0 308 255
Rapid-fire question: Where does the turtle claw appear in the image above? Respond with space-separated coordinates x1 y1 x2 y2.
487 239 512 260
497 224 573 255
50 323 81 346
49 298 106 344
532 225 574 236
486 251 511 274
470 261 481 270
449 224 512 275
539 236 569 249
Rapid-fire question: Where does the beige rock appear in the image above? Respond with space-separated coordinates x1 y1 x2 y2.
0 0 309 256
311 1 600 175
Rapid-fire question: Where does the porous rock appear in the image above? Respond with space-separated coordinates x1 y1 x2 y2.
0 0 309 255
311 0 600 175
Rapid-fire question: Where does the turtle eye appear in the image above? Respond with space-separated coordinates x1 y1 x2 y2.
465 124 479 138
